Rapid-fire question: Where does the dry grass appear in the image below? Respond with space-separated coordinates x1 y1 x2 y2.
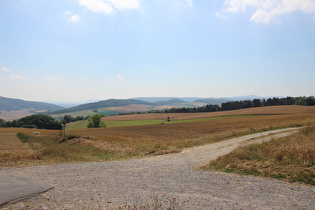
103 105 315 121
1 106 315 169
0 133 38 167
204 125 315 185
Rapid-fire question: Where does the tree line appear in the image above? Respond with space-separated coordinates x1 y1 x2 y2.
0 114 103 130
0 115 62 130
220 96 315 111
120 96 315 114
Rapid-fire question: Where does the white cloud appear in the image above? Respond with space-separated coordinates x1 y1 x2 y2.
108 0 140 10
10 74 26 80
69 14 81 22
78 0 140 15
78 0 115 15
1 67 11 72
116 75 124 79
219 0 315 23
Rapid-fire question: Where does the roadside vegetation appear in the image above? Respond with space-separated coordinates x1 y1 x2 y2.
203 124 315 185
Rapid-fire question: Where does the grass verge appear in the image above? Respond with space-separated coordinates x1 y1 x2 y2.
202 124 315 185
14 132 122 166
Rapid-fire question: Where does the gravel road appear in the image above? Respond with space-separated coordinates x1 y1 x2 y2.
3 127 315 209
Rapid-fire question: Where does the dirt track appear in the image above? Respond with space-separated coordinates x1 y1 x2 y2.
3 127 315 209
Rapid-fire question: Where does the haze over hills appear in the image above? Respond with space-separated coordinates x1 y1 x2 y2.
50 95 263 115
0 96 65 121
0 96 64 112
0 95 267 120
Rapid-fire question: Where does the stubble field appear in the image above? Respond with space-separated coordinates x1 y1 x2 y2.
1 105 315 170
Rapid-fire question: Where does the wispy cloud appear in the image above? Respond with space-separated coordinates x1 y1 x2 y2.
218 0 315 23
79 0 114 14
42 76 55 81
78 0 140 15
116 75 124 79
109 0 140 10
65 10 81 22
41 76 66 81
187 0 193 7
69 14 81 22
1 67 11 72
10 74 26 80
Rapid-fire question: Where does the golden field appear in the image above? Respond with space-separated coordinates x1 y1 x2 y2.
1 105 315 171
204 125 315 185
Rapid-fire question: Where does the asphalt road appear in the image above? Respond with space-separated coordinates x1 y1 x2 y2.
0 170 53 207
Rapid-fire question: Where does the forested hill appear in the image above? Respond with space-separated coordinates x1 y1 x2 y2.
154 98 187 106
0 96 63 112
51 99 154 114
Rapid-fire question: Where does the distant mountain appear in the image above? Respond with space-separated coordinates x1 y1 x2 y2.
133 97 202 103
50 95 268 116
51 99 154 114
225 95 264 101
0 96 64 112
194 98 230 105
194 95 264 105
154 98 187 106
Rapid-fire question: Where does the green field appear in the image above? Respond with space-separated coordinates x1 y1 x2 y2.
66 115 260 130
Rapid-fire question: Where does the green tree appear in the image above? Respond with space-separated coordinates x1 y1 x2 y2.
0 118 6 127
306 96 315 106
87 114 106 128
15 115 62 130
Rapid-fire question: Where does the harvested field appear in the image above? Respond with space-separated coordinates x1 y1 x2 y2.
103 105 315 121
0 133 37 167
1 106 315 167
71 108 315 157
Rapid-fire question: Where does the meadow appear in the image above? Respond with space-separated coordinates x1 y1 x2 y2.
1 105 315 184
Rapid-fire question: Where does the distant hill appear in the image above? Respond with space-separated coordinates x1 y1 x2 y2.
133 97 202 103
51 99 154 114
0 96 64 112
51 96 267 116
195 95 264 105
154 98 187 106
194 98 230 105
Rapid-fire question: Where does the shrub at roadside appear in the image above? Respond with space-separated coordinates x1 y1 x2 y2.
203 125 315 185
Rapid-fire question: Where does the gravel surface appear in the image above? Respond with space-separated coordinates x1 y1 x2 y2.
2 128 315 209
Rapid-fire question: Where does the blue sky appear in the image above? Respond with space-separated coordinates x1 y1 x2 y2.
1 0 315 103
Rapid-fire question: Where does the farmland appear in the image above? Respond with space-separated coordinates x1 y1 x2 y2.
67 105 315 129
1 105 315 169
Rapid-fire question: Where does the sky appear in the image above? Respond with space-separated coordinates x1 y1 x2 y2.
1 0 315 103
